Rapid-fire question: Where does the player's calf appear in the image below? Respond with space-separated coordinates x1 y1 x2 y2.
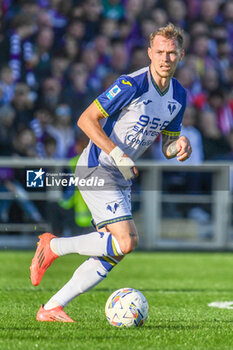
106 219 139 255
115 232 139 255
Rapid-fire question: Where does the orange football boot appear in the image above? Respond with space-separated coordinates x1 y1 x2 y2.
36 305 75 322
30 233 58 286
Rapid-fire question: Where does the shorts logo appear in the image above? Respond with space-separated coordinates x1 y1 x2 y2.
106 85 121 100
106 202 119 214
122 79 132 87
26 168 45 187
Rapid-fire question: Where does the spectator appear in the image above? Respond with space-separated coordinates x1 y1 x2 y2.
82 0 103 41
175 65 201 104
0 105 16 156
80 46 101 92
30 108 53 158
34 27 54 83
109 40 129 74
63 63 95 119
37 9 53 30
193 68 220 110
0 0 232 164
166 0 187 29
38 77 62 111
43 134 57 158
125 0 143 23
47 104 75 158
13 127 38 158
198 110 232 160
129 46 149 72
63 35 80 63
151 8 168 28
102 0 125 20
50 53 70 83
222 0 233 54
8 12 37 83
11 82 34 130
200 0 221 27
179 105 204 164
207 89 233 149
65 19 85 43
0 65 15 104
191 34 214 75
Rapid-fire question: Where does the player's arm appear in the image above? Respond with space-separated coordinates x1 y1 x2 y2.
78 102 116 154
162 134 192 161
77 102 138 179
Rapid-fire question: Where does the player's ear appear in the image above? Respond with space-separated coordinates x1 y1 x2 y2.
148 47 152 60
179 49 185 61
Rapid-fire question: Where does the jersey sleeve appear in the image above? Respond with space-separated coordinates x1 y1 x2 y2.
162 89 187 137
94 75 138 117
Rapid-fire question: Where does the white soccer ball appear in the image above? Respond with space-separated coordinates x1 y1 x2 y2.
105 288 149 328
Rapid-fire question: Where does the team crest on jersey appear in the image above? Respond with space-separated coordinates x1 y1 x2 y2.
106 85 121 100
106 202 119 214
168 101 177 115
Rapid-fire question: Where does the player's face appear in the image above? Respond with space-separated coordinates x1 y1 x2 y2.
148 35 184 80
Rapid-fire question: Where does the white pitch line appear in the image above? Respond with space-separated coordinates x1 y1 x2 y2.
208 301 233 309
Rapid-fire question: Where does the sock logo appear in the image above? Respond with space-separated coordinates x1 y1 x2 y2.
97 271 107 278
106 202 119 214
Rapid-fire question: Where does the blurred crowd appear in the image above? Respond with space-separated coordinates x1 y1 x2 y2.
0 0 233 162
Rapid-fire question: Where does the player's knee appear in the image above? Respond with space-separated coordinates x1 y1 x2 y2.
119 233 139 255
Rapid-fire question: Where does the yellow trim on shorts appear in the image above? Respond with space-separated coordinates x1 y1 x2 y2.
97 215 133 229
161 130 181 137
94 99 109 118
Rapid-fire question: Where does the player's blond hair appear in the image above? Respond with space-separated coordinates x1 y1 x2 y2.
150 23 184 49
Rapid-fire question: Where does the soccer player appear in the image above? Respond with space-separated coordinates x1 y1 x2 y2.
30 23 192 322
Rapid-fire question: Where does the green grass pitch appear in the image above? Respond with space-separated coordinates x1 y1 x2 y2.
1 251 233 350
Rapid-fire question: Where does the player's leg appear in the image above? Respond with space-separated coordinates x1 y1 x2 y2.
39 220 137 314
30 228 124 286
37 227 125 322
37 255 121 322
43 231 128 312
49 229 124 257
30 188 133 286
49 188 137 256
50 218 138 256
105 218 139 254
43 222 136 311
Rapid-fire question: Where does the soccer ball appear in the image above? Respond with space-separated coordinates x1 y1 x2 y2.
105 288 149 328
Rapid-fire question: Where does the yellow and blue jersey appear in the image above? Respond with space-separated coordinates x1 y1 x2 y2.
77 66 186 186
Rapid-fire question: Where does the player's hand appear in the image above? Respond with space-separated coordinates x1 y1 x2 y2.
109 146 138 180
176 136 192 161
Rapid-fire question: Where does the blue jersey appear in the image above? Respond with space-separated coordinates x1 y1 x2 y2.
77 66 187 186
